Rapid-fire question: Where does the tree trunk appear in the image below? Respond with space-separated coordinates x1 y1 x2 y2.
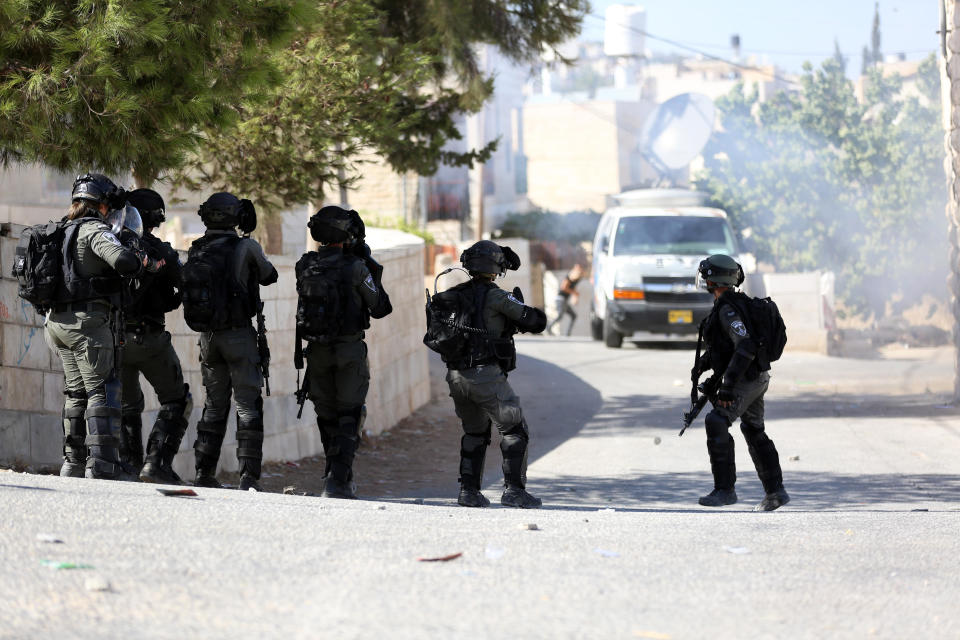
941 0 960 403
256 215 284 255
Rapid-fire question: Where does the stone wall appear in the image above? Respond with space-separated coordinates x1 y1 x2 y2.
0 225 429 476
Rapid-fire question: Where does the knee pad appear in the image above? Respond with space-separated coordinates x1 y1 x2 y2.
336 408 362 438
740 421 766 440
704 412 731 441
500 421 529 456
461 432 489 454
64 388 88 401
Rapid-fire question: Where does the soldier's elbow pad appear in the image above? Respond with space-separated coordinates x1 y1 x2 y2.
370 293 393 319
260 267 279 286
114 251 142 278
518 306 547 333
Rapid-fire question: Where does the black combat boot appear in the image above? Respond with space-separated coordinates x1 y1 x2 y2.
500 423 541 509
755 487 790 511
699 488 738 506
193 419 226 488
60 406 87 478
322 435 358 499
741 423 787 511
322 413 359 499
236 415 265 492
118 412 144 474
84 405 136 481
458 431 490 508
699 433 737 507
140 391 191 485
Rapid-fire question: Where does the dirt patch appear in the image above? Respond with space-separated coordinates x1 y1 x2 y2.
222 356 468 500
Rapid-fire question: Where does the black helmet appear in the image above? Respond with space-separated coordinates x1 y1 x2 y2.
461 240 522 277
199 192 242 229
308 205 355 244
72 173 125 209
126 188 165 229
697 254 744 291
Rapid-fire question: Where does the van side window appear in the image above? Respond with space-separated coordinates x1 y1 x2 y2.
598 218 613 254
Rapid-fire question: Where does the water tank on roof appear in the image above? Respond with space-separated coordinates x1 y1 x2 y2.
604 4 646 58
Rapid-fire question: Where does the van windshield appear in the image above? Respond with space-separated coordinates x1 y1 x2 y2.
613 216 736 256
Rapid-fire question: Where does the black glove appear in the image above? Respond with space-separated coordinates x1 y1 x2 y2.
139 251 164 273
691 352 710 381
717 385 737 404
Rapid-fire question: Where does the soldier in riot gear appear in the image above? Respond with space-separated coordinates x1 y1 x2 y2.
113 188 193 484
295 206 392 499
182 192 277 491
45 173 164 480
431 240 547 508
692 254 789 511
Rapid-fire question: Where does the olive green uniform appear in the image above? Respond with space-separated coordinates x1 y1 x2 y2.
44 217 140 478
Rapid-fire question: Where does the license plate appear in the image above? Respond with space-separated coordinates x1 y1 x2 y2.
668 310 693 324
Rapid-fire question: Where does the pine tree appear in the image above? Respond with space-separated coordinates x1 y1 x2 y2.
0 1 313 186
870 2 882 64
173 0 588 214
832 38 846 75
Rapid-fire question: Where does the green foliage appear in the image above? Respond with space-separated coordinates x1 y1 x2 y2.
497 209 600 244
694 54 945 319
173 0 588 214
0 0 311 184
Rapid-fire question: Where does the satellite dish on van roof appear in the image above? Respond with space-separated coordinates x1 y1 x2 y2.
639 93 716 175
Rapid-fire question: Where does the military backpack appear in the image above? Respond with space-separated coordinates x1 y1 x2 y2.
181 235 247 331
295 252 348 342
12 218 118 314
721 292 788 370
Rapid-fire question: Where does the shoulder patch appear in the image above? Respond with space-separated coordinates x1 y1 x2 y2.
506 293 520 304
730 320 748 337
101 232 121 246
363 274 378 292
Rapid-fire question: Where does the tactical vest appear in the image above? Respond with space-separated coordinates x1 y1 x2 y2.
441 280 517 372
60 218 123 305
295 251 368 341
125 233 181 324
703 291 762 380
181 235 252 331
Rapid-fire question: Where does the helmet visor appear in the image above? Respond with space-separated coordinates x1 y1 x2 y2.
107 204 144 238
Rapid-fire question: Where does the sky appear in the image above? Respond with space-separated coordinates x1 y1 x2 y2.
582 0 939 76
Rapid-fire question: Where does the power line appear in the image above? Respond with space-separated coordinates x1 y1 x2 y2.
584 13 799 88
584 14 932 61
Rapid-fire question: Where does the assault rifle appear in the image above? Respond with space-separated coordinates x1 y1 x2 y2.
256 299 271 397
294 331 308 419
679 373 720 436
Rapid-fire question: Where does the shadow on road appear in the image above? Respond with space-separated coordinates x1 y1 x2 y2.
532 470 960 512
573 393 959 439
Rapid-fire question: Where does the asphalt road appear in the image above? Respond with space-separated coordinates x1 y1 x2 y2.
2 337 959 639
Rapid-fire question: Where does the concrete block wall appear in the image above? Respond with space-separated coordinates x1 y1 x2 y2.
0 223 429 476
744 271 832 353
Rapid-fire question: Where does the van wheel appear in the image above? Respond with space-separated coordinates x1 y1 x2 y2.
603 317 623 348
590 309 603 341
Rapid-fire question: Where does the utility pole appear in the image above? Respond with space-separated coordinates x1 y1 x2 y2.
940 0 960 402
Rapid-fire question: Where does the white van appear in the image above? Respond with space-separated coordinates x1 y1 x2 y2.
590 189 740 348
